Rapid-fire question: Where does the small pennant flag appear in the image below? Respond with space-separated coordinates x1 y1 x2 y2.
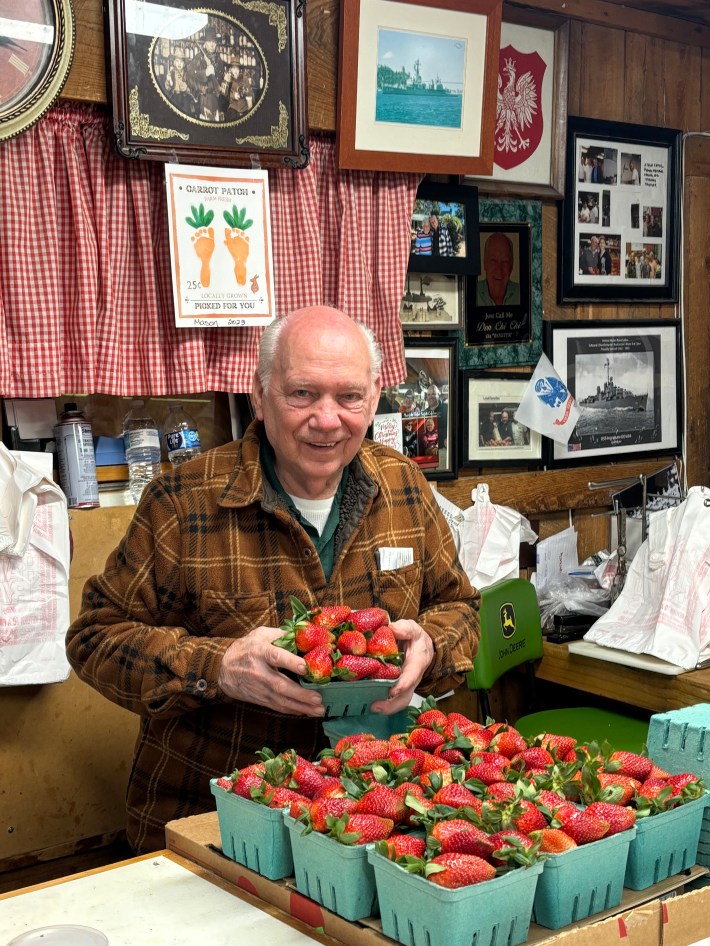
516 353 580 445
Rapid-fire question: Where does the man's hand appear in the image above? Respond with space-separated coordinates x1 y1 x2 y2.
369 619 434 715
218 626 324 716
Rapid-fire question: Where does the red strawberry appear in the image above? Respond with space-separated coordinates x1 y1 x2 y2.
333 732 376 756
447 726 493 750
336 629 367 656
295 622 333 654
317 756 343 777
344 739 391 769
388 746 425 776
465 753 510 785
354 784 407 823
529 828 578 853
312 605 352 629
373 662 402 680
513 800 548 834
559 809 609 844
597 773 641 805
510 747 555 772
487 781 517 800
648 763 671 779
303 644 333 682
263 785 311 810
447 712 480 731
585 801 636 835
488 829 537 864
334 654 383 680
608 751 653 782
430 819 494 859
309 795 358 832
434 745 468 765
215 775 235 791
431 783 480 809
312 776 344 799
350 607 389 634
377 833 427 860
419 764 453 794
488 726 527 759
426 853 497 888
234 764 266 799
329 812 394 845
637 777 681 801
407 727 446 753
367 626 400 658
417 708 448 729
667 772 704 792
536 733 577 760
289 757 327 799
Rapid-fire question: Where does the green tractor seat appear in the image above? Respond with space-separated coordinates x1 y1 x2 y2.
466 578 650 754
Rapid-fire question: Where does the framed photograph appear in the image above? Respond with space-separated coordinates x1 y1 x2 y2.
546 319 682 467
105 0 309 169
337 0 502 175
461 197 542 369
559 116 681 302
374 337 458 480
408 182 480 276
465 15 569 198
399 274 463 331
460 371 542 468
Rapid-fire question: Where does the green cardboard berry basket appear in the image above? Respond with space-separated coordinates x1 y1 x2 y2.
284 814 378 921
300 678 394 718
322 709 411 747
209 779 293 881
624 794 710 889
532 827 636 929
367 848 544 946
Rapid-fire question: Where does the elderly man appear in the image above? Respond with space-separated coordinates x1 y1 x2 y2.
429 213 454 256
476 232 520 306
66 306 479 854
580 235 600 275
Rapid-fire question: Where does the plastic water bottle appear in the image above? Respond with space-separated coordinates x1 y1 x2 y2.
123 399 161 504
164 402 202 467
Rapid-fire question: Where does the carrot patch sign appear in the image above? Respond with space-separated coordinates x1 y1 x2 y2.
165 164 275 328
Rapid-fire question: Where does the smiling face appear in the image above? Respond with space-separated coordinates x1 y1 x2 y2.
252 308 381 499
484 233 514 302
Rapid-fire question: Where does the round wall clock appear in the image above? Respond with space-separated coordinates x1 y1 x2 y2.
0 0 75 142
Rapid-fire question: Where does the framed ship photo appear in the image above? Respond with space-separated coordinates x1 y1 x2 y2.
546 319 681 467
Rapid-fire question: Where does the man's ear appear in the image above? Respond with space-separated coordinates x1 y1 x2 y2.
252 370 264 420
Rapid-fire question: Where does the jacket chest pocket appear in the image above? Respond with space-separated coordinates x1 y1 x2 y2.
372 562 423 622
198 590 276 638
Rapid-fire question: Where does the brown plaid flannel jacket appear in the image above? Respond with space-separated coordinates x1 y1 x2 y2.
66 421 480 852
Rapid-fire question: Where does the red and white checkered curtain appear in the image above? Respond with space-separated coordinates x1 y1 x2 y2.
0 103 421 397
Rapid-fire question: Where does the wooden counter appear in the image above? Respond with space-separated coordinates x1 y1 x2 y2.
536 641 710 713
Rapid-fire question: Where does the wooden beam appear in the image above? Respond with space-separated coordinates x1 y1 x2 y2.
507 0 710 51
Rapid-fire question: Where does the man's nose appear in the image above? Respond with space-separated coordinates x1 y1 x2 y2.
311 399 340 427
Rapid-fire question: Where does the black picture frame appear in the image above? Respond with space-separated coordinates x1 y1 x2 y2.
559 116 681 303
460 197 542 369
105 0 309 169
374 336 458 481
459 371 542 469
408 182 480 276
545 319 682 467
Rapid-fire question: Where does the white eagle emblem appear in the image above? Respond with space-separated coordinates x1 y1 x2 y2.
495 57 538 154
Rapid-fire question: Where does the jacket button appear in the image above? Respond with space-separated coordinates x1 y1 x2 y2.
303 548 313 557
196 679 208 692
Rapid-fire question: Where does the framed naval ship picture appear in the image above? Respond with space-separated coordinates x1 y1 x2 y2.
545 319 681 467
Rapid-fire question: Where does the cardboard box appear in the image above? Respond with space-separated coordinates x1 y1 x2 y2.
164 812 708 946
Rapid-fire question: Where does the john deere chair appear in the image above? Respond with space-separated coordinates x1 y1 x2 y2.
467 577 650 752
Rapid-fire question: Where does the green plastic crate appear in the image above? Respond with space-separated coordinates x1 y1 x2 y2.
210 779 293 880
368 848 543 946
284 814 378 921
647 705 710 777
533 827 636 929
624 794 710 889
514 706 651 753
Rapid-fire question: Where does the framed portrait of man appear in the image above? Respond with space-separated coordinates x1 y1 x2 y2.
466 221 531 347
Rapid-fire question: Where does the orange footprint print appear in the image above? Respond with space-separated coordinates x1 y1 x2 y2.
186 203 215 287
223 204 254 287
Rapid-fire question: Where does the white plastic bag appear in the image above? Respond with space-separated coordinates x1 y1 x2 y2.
585 485 710 670
456 484 537 590
0 444 71 685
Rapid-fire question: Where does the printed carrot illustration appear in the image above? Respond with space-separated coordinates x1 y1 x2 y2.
186 203 216 287
223 204 253 286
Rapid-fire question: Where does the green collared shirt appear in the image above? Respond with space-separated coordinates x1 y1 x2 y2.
260 438 348 581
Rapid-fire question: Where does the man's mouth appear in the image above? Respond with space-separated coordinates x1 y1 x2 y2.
307 441 338 449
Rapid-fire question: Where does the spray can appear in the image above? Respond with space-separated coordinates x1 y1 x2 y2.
53 403 100 508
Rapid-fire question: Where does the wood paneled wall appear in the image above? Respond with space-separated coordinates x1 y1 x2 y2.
2 0 709 870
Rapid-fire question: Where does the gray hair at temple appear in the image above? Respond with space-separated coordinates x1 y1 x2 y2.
256 310 383 392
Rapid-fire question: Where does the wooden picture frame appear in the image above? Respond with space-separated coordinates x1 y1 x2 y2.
461 198 542 369
337 0 502 175
105 0 309 169
545 319 682 467
374 337 458 480
408 181 480 277
460 371 542 469
466 15 569 198
399 274 463 331
559 116 681 302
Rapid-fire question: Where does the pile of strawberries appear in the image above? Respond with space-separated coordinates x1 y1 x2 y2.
272 596 403 684
214 698 706 891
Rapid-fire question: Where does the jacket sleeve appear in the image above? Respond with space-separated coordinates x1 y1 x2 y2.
65 480 231 719
414 479 481 696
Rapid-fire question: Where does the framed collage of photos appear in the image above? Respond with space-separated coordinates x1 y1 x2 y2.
546 319 681 467
460 371 542 469
559 117 681 302
373 337 458 481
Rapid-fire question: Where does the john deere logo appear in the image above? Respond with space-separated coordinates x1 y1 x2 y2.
500 603 516 639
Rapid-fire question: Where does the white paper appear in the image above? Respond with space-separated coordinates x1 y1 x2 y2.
0 444 71 685
165 164 276 328
534 525 579 591
377 546 414 570
372 412 403 453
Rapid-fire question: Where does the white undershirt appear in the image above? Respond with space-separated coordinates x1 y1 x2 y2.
287 493 335 535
